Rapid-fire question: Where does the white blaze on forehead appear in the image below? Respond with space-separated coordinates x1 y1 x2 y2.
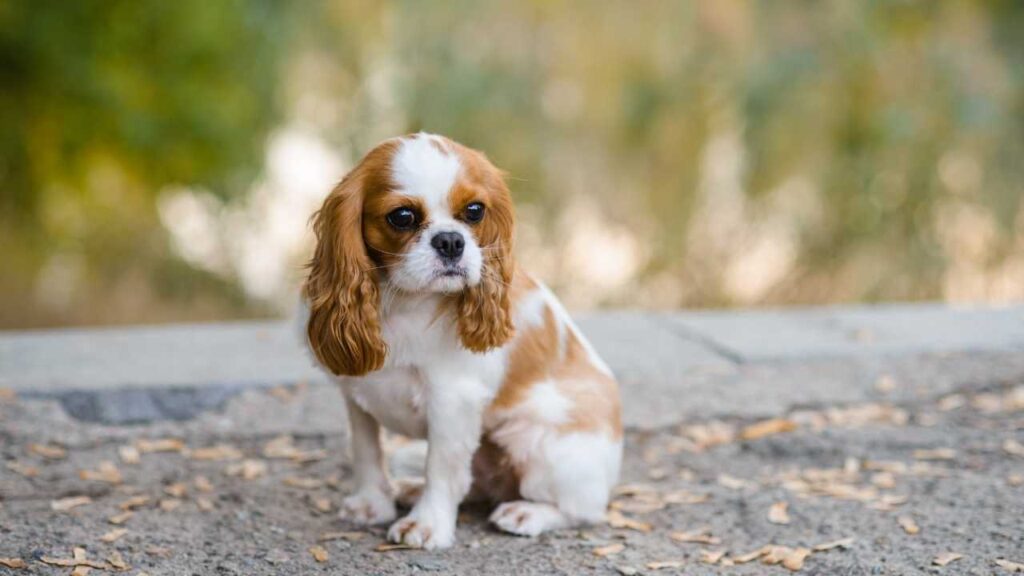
390 134 462 217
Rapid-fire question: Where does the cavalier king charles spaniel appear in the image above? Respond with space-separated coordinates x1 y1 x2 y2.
302 133 621 549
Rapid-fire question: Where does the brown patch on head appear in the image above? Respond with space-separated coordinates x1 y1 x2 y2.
445 141 517 353
304 139 400 376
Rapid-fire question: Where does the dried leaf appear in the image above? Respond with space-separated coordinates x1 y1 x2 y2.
194 475 214 493
1004 439 1024 457
646 560 686 570
1009 474 1024 487
51 496 92 511
310 497 331 513
870 472 897 489
135 438 185 453
6 462 39 477
79 461 123 484
662 490 711 505
40 548 108 569
933 552 963 566
164 483 188 498
101 528 128 543
71 566 91 576
225 459 267 480
119 495 151 510
612 483 659 497
107 511 133 525
762 546 793 565
263 435 300 459
107 551 129 570
782 548 812 571
188 444 243 461
0 558 27 569
118 445 141 465
732 547 769 564
606 509 652 532
700 549 727 564
196 497 215 512
813 537 855 551
938 394 966 411
875 374 897 393
309 545 329 563
741 419 797 440
718 474 753 490
319 531 366 542
593 543 625 557
29 443 67 459
995 559 1024 573
897 515 920 535
670 529 720 545
913 448 956 461
768 502 791 525
283 476 324 489
159 498 182 512
145 546 171 558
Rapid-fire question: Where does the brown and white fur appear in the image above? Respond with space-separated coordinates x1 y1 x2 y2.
302 133 622 549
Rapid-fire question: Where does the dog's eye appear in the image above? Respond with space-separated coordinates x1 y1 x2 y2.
386 208 418 230
463 202 485 224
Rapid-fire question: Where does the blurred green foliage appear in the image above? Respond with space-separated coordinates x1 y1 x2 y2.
1 1 1023 327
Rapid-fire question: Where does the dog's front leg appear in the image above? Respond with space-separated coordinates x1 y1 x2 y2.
338 389 397 525
387 368 487 550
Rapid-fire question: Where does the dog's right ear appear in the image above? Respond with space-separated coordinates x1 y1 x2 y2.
304 164 387 377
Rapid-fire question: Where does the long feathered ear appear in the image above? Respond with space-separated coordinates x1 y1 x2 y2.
458 172 516 352
304 166 387 376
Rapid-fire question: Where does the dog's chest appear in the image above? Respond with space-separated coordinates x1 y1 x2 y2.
348 367 429 438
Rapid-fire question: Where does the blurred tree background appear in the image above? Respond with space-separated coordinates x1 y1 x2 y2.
2 1 1023 328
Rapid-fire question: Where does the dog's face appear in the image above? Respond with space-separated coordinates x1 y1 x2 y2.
305 134 516 376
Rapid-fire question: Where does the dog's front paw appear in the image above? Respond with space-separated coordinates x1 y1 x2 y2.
338 489 396 525
387 505 455 550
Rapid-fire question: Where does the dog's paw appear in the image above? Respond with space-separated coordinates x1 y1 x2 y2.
338 489 396 525
490 500 568 537
387 506 455 550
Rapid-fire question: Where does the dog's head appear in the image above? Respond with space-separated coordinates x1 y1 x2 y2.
304 133 516 376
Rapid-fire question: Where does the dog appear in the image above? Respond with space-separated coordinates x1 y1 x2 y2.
302 133 621 549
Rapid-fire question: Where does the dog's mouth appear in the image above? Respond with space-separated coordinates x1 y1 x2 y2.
436 266 468 279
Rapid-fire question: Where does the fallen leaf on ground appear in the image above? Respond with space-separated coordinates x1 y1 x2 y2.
937 394 966 411
718 474 753 490
51 496 92 511
646 560 686 570
1009 474 1024 486
319 531 366 542
995 559 1024 572
41 548 108 569
194 475 214 492
913 448 956 461
118 445 141 465
670 529 720 545
6 462 39 477
593 543 625 557
119 495 151 510
79 461 123 484
159 498 182 512
875 374 897 393
135 438 185 453
70 566 91 576
1004 439 1024 457
732 547 769 564
164 483 188 498
662 490 711 505
614 567 638 576
196 497 215 512
768 502 791 525
225 459 267 480
741 419 797 440
375 543 416 552
309 545 328 563
262 435 325 463
606 509 652 532
107 551 128 570
145 546 171 558
100 528 128 543
897 515 920 535
29 443 67 459
933 552 963 566
310 497 331 513
782 548 811 571
0 558 27 569
813 537 855 551
283 476 324 489
188 444 243 461
107 511 133 525
870 472 896 489
700 549 727 564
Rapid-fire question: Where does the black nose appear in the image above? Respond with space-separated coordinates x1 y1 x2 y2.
431 231 465 260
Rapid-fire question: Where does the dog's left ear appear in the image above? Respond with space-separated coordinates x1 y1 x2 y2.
458 161 515 352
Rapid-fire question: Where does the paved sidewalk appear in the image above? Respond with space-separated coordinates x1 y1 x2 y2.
1 303 1022 574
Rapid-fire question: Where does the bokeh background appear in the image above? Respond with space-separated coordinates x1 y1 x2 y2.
3 1 1024 329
